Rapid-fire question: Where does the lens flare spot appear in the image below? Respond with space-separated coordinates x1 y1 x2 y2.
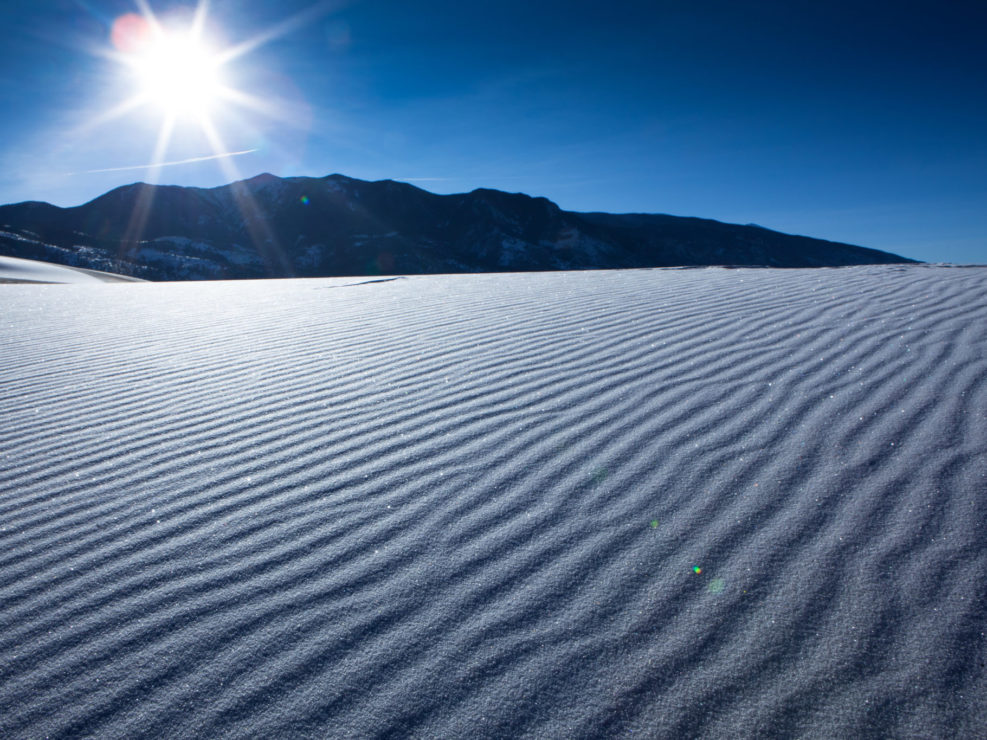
111 13 152 54
300 195 309 204
693 566 702 574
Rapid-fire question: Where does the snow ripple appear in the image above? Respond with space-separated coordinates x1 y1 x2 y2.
0 265 985 738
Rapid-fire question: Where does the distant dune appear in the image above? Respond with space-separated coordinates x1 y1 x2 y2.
0 255 145 284
1 265 984 738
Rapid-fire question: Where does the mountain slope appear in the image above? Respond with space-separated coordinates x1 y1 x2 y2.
0 174 916 280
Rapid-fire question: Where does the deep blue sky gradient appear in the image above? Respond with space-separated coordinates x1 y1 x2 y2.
1 0 984 262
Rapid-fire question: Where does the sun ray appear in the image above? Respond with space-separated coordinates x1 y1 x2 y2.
117 111 175 254
214 86 307 128
215 0 338 65
148 113 177 178
133 0 163 35
76 94 149 134
190 0 210 39
200 115 291 276
198 116 240 183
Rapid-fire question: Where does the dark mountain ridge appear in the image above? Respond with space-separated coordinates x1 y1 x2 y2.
0 173 916 280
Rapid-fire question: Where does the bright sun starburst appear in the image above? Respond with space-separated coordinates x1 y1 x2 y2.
96 0 333 174
110 6 232 126
132 31 225 118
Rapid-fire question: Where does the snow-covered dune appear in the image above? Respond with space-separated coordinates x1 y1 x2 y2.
1 265 985 738
0 255 145 284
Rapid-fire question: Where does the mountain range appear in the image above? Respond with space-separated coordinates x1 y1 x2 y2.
0 173 915 280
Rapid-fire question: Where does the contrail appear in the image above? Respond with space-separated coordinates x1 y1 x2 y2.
77 149 258 174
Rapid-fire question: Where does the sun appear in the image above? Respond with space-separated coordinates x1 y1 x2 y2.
110 10 228 122
133 31 225 118
97 1 332 174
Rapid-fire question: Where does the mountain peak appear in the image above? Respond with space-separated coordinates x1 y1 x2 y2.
323 173 360 183
241 172 282 186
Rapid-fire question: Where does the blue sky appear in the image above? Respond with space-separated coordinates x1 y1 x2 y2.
0 0 984 263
